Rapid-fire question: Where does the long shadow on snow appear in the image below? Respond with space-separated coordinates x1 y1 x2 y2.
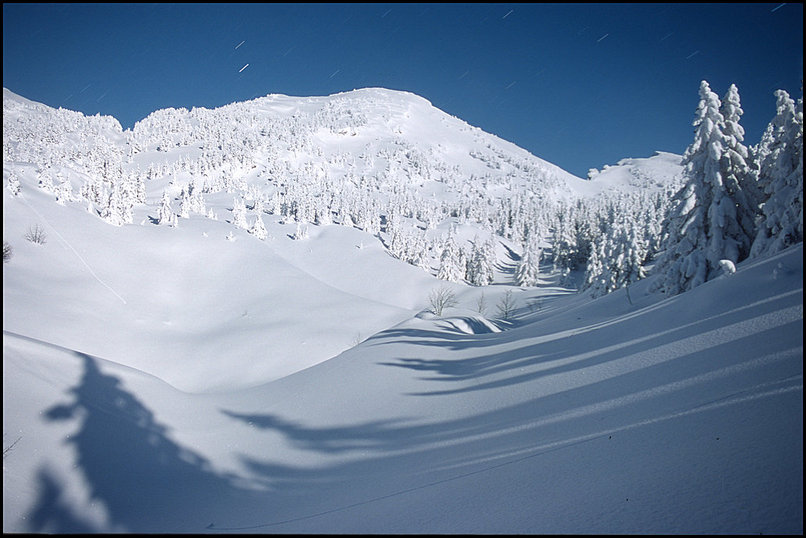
26 352 275 533
377 288 803 395
225 319 801 456
23 287 802 532
220 410 418 454
217 316 802 532
27 467 100 533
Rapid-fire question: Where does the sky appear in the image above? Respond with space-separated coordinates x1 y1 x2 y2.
2 3 803 178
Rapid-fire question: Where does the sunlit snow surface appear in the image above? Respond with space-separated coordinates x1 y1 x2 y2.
3 88 802 533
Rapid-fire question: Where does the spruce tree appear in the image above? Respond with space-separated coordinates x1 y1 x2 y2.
515 236 541 287
437 232 465 282
249 214 268 240
157 190 177 227
466 235 494 286
655 81 757 295
231 197 249 229
751 90 803 257
719 84 763 251
583 236 605 296
101 183 132 226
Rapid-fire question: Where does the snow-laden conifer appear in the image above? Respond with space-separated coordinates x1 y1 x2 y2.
6 171 21 196
654 81 759 295
294 221 309 240
37 168 55 193
437 230 465 283
466 235 495 286
54 178 73 205
249 214 268 240
718 84 763 252
178 187 192 218
101 183 132 226
231 197 249 230
751 90 803 257
515 236 541 287
156 190 178 227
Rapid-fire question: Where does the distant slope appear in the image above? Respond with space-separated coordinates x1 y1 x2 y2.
3 87 681 390
579 151 684 197
1 178 436 392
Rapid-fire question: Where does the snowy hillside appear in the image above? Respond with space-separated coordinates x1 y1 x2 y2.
3 87 801 533
2 87 682 387
583 151 684 196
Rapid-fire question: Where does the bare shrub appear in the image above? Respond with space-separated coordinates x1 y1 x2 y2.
3 241 12 263
3 435 21 460
475 291 488 315
25 224 47 245
428 286 458 316
496 289 517 321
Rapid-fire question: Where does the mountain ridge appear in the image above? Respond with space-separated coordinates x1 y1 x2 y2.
2 85 683 391
3 86 801 534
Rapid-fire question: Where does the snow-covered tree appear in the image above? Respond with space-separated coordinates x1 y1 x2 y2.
54 178 73 205
718 84 763 250
293 221 309 240
80 175 106 206
751 90 803 257
580 216 648 301
6 171 21 196
231 197 249 230
466 235 494 286
178 187 192 219
101 183 132 226
249 214 268 240
582 236 606 296
436 232 465 283
156 190 178 227
37 168 55 193
654 81 759 295
620 224 648 287
515 236 541 287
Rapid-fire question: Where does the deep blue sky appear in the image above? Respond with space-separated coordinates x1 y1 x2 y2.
3 3 803 178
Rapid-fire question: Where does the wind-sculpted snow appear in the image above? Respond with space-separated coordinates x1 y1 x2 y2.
2 245 801 533
2 86 802 533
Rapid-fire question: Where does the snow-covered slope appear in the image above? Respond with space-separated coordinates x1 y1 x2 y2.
582 151 685 196
2 87 681 389
3 243 802 533
2 182 434 392
4 88 799 533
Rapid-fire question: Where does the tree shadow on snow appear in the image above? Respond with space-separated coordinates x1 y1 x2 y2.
27 467 100 533
221 410 417 454
377 288 804 395
27 352 272 533
495 242 520 275
22 284 802 533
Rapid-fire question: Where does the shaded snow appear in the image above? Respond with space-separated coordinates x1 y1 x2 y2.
2 88 802 534
4 243 801 533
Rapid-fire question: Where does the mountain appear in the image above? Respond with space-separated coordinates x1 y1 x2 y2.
2 87 682 389
4 88 800 534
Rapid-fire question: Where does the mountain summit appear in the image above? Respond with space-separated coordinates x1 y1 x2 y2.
2 87 682 390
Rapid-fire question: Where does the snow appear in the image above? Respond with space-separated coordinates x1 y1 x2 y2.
3 88 803 534
582 151 685 197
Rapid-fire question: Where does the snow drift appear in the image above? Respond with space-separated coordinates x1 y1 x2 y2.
3 87 802 533
3 242 802 533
